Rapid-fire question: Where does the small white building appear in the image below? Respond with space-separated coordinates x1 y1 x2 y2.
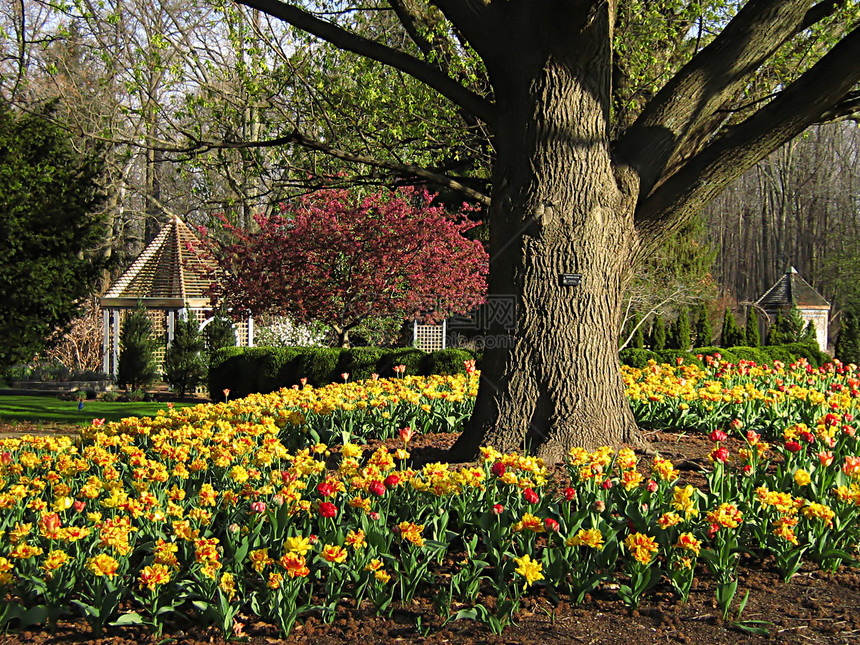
99 216 254 377
756 266 830 351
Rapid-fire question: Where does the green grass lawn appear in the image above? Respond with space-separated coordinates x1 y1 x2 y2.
0 394 198 425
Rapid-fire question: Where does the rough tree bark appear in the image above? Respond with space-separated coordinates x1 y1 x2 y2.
449 6 643 462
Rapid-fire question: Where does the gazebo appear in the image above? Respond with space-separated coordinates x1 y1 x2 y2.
99 215 253 377
755 266 830 351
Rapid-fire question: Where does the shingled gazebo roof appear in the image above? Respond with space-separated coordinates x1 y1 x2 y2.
756 267 830 310
100 216 216 309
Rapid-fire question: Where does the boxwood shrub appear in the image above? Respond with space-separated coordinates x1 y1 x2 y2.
759 345 798 365
376 348 426 378
422 348 476 375
654 350 705 368
619 348 660 369
208 346 478 399
780 342 830 367
724 346 771 365
336 347 387 382
694 346 741 365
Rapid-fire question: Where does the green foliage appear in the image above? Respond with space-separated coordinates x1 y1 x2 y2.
767 306 807 346
336 348 387 382
0 105 108 371
648 314 666 351
726 346 770 365
653 350 704 368
618 348 659 368
163 316 207 396
744 308 761 348
695 347 741 365
377 348 425 378
259 348 303 394
834 311 860 365
348 317 405 348
800 321 817 346
667 308 691 351
758 345 798 365
720 309 745 348
422 349 476 375
694 303 714 347
623 216 717 344
781 343 830 368
295 348 341 387
204 312 237 357
117 306 159 391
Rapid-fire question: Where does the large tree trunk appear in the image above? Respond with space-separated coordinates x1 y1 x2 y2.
451 10 645 464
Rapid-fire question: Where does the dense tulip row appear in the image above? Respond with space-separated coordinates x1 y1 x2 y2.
625 356 859 437
0 357 857 637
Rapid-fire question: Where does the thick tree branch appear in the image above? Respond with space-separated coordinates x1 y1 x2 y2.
430 0 497 60
233 0 496 125
634 25 860 250
387 0 436 60
798 0 845 32
616 0 812 196
815 89 860 123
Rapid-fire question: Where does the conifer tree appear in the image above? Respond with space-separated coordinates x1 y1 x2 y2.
694 303 713 347
835 311 860 365
205 310 237 356
631 312 646 350
164 315 207 396
668 308 691 350
768 306 806 345
117 305 159 391
744 307 761 347
720 308 744 347
800 321 817 346
649 314 666 351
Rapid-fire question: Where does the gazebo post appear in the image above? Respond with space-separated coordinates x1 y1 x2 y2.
111 310 120 378
102 309 110 374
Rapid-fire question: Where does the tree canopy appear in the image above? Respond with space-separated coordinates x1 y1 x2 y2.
0 104 107 372
199 186 488 347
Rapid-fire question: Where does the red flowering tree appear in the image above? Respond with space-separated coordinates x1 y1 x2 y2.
199 187 487 347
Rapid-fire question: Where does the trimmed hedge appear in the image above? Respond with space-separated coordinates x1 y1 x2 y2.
618 344 831 370
335 347 387 382
376 348 425 379
694 346 740 365
208 346 477 399
654 350 705 369
618 348 660 369
780 342 830 367
723 346 771 365
759 345 798 365
422 348 476 375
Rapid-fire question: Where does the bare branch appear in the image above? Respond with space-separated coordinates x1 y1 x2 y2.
143 127 490 205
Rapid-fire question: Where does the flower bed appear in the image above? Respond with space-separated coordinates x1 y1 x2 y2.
0 358 857 638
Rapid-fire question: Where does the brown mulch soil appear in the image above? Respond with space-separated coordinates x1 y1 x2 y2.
0 422 858 644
